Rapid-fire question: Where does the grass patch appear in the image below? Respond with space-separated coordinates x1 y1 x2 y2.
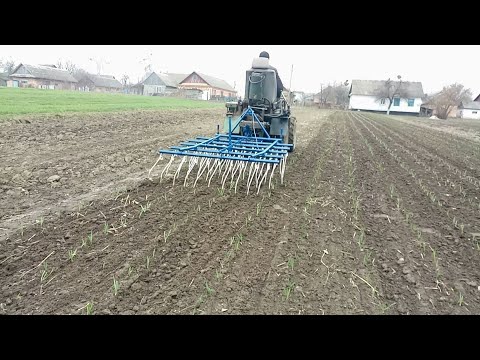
0 87 223 117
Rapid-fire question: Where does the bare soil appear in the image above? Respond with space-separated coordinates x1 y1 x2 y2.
1 108 479 314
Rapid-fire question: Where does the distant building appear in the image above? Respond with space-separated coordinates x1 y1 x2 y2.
178 72 236 100
457 101 480 119
132 72 188 96
76 73 123 92
292 91 305 105
348 79 424 115
302 93 315 106
420 91 461 118
8 64 77 90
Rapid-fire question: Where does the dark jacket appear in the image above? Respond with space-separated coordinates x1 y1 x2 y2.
269 65 284 97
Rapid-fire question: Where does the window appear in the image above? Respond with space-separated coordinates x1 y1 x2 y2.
407 99 414 107
380 98 385 105
393 98 400 106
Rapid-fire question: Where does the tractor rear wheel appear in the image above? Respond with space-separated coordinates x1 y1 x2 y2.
288 116 296 152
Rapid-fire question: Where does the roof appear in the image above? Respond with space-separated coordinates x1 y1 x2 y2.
460 101 480 110
86 73 122 88
350 80 424 98
10 64 78 83
136 72 188 88
158 73 188 87
183 72 236 92
474 94 480 102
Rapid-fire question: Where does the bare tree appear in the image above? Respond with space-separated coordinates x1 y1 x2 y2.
121 74 129 87
56 59 77 74
431 83 472 119
317 81 350 109
1 58 17 75
332 80 350 108
72 68 88 81
317 84 335 107
375 75 409 115
65 60 77 75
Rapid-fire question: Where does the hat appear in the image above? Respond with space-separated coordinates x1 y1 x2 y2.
259 51 270 59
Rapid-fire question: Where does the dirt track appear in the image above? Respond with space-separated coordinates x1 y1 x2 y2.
1 108 480 314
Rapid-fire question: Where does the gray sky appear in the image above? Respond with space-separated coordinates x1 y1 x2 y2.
1 45 479 97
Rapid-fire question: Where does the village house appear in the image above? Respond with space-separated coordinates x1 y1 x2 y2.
131 72 188 96
457 101 480 119
177 72 236 100
419 101 458 118
348 79 424 115
420 104 458 118
7 64 77 90
292 91 305 105
76 73 123 93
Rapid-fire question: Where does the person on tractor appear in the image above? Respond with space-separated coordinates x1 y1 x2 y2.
259 51 284 98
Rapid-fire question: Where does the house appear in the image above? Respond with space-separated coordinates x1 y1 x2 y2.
76 73 123 92
0 72 8 86
419 103 435 117
348 80 424 115
302 93 315 106
314 85 335 106
457 101 480 119
8 64 77 90
131 72 188 96
177 72 236 100
292 91 305 105
419 91 460 118
420 103 457 118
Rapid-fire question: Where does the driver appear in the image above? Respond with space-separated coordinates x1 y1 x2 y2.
259 51 284 98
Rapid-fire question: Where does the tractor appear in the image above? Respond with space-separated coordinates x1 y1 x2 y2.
223 55 296 151
149 54 297 194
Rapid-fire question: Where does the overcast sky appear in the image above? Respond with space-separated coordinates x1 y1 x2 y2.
1 45 479 97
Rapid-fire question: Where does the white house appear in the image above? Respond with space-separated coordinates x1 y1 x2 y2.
348 80 424 115
292 91 305 105
457 101 480 119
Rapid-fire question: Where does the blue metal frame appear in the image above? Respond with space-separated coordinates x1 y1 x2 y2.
159 106 292 165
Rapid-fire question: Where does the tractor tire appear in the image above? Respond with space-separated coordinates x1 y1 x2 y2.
288 116 296 152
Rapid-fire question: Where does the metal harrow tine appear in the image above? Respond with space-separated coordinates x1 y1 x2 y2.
152 124 293 194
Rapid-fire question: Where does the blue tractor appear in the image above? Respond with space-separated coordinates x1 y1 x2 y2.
150 55 297 194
